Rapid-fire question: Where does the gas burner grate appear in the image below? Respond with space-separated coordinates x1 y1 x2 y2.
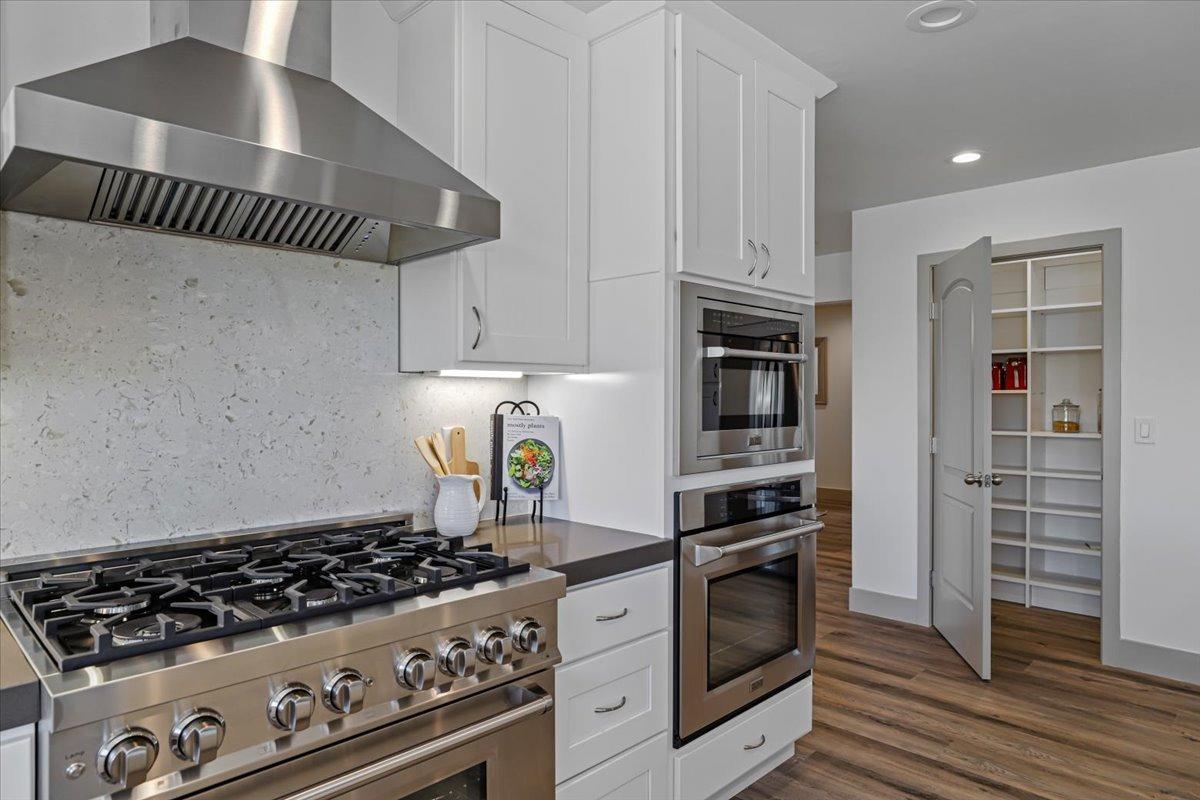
7 520 528 671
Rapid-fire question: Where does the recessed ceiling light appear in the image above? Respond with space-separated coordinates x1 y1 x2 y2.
951 150 982 164
905 0 978 33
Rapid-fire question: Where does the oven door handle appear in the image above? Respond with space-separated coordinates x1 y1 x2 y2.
704 346 808 363
278 688 554 800
686 521 823 567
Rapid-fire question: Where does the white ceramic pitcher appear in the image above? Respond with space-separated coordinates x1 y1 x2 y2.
433 474 487 536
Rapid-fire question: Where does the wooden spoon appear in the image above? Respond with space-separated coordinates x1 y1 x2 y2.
415 436 446 476
428 433 453 476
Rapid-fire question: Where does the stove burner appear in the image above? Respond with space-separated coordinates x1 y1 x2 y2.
303 588 338 607
8 519 527 671
111 613 202 646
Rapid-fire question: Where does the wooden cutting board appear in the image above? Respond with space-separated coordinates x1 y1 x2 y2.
445 425 483 500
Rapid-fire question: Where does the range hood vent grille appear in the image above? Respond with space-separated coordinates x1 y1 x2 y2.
89 168 377 257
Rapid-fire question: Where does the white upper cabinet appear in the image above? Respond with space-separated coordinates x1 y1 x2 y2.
754 60 815 298
676 17 817 297
459 1 589 367
397 0 589 372
678 17 757 285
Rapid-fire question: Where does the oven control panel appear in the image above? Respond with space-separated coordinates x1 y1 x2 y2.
45 600 559 800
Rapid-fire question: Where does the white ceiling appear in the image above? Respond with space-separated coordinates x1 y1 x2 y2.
565 1 1200 253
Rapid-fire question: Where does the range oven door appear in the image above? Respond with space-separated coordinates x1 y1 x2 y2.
680 282 814 474
675 479 820 745
187 674 554 800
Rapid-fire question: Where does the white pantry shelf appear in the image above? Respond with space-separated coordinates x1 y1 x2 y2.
992 564 1026 585
992 465 1028 476
1031 345 1102 354
1030 301 1103 315
1030 536 1101 556
1030 502 1102 520
1029 570 1100 596
992 389 1028 395
1029 467 1101 481
991 530 1025 546
991 307 1028 318
1030 430 1102 440
992 501 1028 513
992 430 1028 438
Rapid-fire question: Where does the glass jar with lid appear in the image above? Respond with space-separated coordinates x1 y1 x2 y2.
1052 398 1081 433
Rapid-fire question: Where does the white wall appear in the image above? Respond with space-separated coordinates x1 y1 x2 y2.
852 148 1200 657
815 303 851 492
0 0 150 104
0 213 521 560
815 251 851 303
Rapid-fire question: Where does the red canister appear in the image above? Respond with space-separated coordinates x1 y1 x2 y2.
992 362 1004 390
1007 357 1027 390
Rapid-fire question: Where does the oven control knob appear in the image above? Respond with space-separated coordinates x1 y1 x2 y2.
268 683 316 732
476 627 513 665
170 709 225 765
438 638 477 679
512 618 547 654
97 728 159 787
396 649 436 691
323 669 367 715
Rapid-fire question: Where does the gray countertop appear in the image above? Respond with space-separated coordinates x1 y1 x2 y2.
465 517 673 587
1 618 39 730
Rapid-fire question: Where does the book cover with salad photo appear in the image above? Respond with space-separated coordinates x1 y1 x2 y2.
491 414 561 501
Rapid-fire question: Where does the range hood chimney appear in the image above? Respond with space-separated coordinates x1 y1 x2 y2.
0 0 499 264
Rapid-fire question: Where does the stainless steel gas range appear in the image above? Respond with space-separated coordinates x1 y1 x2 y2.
0 513 563 800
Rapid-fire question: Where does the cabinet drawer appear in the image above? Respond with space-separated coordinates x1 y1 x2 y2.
555 631 670 783
673 678 811 800
559 566 669 664
556 732 669 800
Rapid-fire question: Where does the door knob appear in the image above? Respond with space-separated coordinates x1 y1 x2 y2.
985 473 1004 487
963 472 983 486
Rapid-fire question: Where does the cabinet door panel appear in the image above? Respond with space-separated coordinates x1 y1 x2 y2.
460 1 588 366
678 17 755 284
755 61 814 297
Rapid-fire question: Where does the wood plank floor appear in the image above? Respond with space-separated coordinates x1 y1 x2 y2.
736 505 1200 800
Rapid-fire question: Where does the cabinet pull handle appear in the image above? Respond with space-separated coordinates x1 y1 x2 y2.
471 306 483 350
743 734 766 751
595 608 628 622
760 243 772 279
746 240 758 276
594 696 627 714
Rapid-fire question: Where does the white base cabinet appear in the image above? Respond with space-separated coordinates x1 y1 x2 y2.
0 723 36 800
557 733 670 800
554 566 671 793
673 678 812 800
396 0 589 373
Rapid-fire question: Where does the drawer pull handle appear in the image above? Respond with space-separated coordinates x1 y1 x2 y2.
594 696 627 714
595 608 629 622
743 734 766 751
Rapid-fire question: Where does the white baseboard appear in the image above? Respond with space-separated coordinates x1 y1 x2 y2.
848 586 923 626
1107 637 1200 686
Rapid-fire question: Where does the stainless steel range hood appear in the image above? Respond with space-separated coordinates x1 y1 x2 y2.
0 0 499 264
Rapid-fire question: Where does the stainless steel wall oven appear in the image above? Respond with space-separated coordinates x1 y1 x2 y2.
679 282 815 474
674 474 821 746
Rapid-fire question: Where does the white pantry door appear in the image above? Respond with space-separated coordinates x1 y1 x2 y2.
932 236 993 680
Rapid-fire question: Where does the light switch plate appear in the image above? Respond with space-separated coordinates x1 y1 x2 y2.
1134 416 1156 444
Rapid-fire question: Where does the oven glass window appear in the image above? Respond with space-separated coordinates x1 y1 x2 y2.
400 763 486 800
700 307 802 432
707 555 798 689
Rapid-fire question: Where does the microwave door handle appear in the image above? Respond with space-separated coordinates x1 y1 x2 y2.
278 688 554 800
687 521 824 567
704 347 808 363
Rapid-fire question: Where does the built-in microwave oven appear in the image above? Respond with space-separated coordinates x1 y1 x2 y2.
678 282 814 474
